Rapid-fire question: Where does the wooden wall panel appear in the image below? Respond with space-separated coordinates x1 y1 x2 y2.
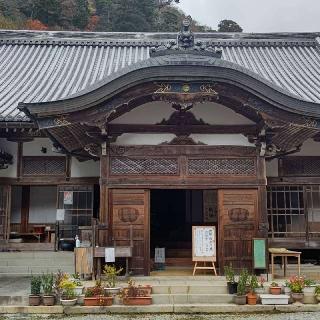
218 189 258 271
109 189 149 275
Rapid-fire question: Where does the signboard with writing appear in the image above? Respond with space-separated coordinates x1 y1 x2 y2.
105 247 115 263
63 191 73 205
56 209 65 221
253 238 268 269
192 226 216 262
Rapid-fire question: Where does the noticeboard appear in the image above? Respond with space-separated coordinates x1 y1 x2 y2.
192 226 216 262
253 238 268 269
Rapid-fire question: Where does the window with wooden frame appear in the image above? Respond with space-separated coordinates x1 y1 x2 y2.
279 157 320 177
57 186 93 239
267 185 320 239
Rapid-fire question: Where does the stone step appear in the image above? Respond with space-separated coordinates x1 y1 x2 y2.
152 293 234 304
0 296 28 306
0 252 73 259
0 266 74 275
152 285 228 294
0 259 74 267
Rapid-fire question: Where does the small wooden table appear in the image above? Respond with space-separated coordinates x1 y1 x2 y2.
269 248 301 280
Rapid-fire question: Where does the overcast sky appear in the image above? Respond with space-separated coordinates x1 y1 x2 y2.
176 0 320 33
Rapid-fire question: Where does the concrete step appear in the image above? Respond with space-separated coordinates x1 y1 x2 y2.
152 285 228 294
152 293 233 304
0 252 73 259
0 296 28 306
0 259 74 267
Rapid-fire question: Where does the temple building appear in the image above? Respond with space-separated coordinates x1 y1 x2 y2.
1 19 320 275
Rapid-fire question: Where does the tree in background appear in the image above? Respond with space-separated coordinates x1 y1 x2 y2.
218 19 243 32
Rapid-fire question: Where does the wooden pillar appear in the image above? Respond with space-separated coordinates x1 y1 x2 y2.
21 185 30 233
257 156 268 238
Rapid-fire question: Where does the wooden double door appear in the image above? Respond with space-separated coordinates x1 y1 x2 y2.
109 188 258 275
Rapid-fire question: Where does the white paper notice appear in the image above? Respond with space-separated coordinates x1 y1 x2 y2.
194 227 215 257
105 247 115 263
56 209 65 221
155 248 165 263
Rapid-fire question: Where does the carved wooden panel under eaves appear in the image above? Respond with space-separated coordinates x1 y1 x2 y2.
280 157 320 177
22 156 66 176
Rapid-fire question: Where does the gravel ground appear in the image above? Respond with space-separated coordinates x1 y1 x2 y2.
2 313 320 320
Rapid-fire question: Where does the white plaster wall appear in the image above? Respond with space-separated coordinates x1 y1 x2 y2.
29 186 57 224
10 186 22 223
0 138 17 178
110 101 254 125
292 139 320 156
23 138 64 156
71 158 100 177
266 159 279 177
114 133 176 145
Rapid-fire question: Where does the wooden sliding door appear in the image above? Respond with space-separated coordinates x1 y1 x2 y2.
109 189 150 275
0 185 11 243
218 189 258 271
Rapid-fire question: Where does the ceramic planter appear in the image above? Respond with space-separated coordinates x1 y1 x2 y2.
104 287 121 296
234 295 246 305
269 286 282 295
60 298 77 306
291 292 304 304
260 294 289 305
84 296 113 306
29 295 41 306
227 282 238 294
247 293 257 305
74 286 84 295
283 286 291 294
303 286 316 304
42 295 55 306
123 297 152 305
77 294 85 305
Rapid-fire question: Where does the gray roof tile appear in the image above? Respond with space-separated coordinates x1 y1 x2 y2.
1 30 320 122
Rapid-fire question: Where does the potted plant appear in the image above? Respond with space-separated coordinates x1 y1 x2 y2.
41 273 55 306
283 280 291 294
314 285 320 303
54 270 68 305
224 265 237 294
269 282 282 295
303 278 317 304
29 275 42 306
247 275 259 305
120 279 152 305
84 280 113 306
59 279 77 306
71 273 84 295
234 269 249 305
103 265 123 295
288 275 305 304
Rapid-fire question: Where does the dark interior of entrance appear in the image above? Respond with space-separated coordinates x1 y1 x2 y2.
150 189 217 266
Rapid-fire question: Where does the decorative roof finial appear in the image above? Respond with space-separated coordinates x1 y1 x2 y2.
150 16 222 58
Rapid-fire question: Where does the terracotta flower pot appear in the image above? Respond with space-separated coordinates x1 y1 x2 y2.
269 286 282 295
123 297 152 305
291 292 304 304
247 292 257 305
29 295 41 306
84 296 113 306
43 295 55 306
234 295 246 305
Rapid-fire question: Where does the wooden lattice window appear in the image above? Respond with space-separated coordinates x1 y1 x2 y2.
280 157 320 177
22 156 66 176
267 186 305 238
188 158 256 176
110 157 179 175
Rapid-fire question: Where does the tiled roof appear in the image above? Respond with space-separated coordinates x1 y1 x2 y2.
1 30 320 122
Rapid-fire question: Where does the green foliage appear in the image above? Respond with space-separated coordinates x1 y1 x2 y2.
304 278 316 287
218 19 243 32
249 275 259 292
71 272 83 286
60 278 76 299
103 264 123 288
224 265 235 283
288 276 305 293
41 273 54 295
237 268 249 296
30 275 42 295
315 285 320 295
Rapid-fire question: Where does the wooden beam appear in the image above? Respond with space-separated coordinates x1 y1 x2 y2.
21 186 30 233
106 124 257 135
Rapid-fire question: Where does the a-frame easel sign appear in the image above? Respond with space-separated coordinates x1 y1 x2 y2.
192 226 217 276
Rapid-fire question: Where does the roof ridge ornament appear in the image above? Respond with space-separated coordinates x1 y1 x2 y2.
150 16 222 58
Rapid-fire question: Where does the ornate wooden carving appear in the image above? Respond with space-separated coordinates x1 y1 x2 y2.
280 156 320 177
118 207 139 223
22 156 66 176
160 135 205 145
188 158 256 176
110 157 179 175
228 208 249 222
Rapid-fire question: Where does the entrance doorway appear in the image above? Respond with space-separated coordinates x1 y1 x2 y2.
150 189 218 270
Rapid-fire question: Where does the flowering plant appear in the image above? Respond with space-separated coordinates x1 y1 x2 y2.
288 275 305 293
